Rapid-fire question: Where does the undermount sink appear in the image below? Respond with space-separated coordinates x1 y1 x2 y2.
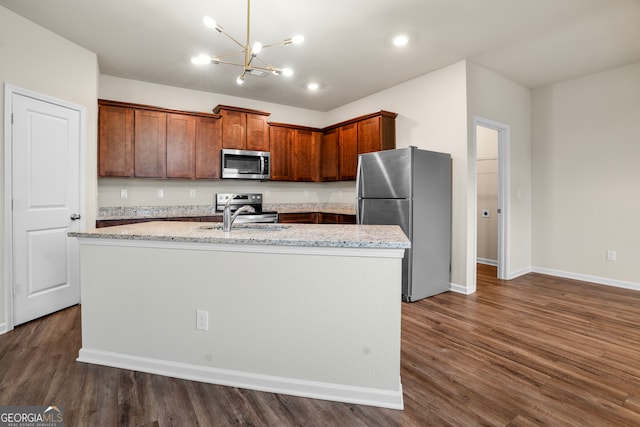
199 224 291 231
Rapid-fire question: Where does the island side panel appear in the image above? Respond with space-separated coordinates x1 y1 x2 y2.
78 242 402 392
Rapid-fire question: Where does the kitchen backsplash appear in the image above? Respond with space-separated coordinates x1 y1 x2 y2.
98 178 357 208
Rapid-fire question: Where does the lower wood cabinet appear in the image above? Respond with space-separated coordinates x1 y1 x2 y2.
96 216 221 228
278 212 356 224
278 213 318 224
318 213 357 224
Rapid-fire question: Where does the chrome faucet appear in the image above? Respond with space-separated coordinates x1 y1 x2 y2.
223 195 255 232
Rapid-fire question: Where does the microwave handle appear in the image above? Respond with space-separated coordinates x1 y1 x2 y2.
260 156 265 175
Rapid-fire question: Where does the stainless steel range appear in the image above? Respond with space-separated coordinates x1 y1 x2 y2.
215 193 278 223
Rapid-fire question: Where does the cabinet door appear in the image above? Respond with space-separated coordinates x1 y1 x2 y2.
246 113 269 152
318 213 339 224
339 214 357 224
98 105 134 177
135 110 167 178
292 129 320 182
221 109 246 149
357 116 381 155
320 128 339 181
166 113 195 178
340 123 358 180
269 126 293 181
195 117 222 179
278 213 318 224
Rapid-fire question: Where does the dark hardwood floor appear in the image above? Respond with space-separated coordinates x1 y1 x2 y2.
2 265 640 426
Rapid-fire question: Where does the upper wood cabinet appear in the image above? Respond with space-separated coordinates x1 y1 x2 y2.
320 128 340 181
134 110 167 178
98 100 221 179
195 117 222 179
339 122 358 181
321 111 396 181
357 112 396 154
213 105 270 152
292 129 321 182
270 124 321 182
166 114 195 178
269 125 293 181
99 105 134 177
98 100 395 182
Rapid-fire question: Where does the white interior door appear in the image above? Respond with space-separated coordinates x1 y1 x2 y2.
10 91 82 326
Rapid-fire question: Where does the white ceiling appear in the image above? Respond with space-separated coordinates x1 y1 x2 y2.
1 0 639 111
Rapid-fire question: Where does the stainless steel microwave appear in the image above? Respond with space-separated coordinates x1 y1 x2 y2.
221 149 271 180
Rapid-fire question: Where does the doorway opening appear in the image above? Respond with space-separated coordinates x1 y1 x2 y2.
473 116 510 281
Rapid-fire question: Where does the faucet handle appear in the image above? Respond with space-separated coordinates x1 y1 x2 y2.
224 194 237 209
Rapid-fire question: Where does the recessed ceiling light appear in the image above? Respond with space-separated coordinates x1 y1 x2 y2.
392 34 409 47
307 82 320 91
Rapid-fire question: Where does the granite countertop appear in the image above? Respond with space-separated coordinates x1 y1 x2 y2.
97 203 356 220
69 221 409 249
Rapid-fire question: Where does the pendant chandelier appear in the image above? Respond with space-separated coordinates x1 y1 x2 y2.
191 0 304 85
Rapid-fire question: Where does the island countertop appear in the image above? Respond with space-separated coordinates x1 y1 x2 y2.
69 221 410 249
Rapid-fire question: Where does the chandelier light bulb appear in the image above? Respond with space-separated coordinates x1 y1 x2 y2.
203 16 216 29
236 75 245 85
291 35 304 45
191 54 211 65
282 68 293 77
251 42 262 56
307 82 319 91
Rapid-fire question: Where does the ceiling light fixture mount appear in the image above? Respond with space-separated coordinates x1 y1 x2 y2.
191 0 303 85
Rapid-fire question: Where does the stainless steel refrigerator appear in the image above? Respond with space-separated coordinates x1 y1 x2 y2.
357 147 451 301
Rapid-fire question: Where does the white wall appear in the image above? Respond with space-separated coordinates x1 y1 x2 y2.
0 6 99 330
467 61 533 280
532 62 640 288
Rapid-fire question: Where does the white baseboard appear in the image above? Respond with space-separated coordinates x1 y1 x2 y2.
532 267 640 292
507 266 532 280
477 258 497 266
449 282 474 295
0 322 7 335
77 348 404 410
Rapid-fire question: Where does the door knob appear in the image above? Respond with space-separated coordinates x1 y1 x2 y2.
70 214 81 220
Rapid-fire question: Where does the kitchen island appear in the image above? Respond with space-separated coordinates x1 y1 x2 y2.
69 221 409 409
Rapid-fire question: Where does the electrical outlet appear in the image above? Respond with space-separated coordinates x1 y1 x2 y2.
120 189 128 199
157 188 164 198
190 189 197 198
196 310 209 331
606 250 617 262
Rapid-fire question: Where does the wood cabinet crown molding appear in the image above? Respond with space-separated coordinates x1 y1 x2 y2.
99 99 221 119
321 110 398 132
212 104 271 117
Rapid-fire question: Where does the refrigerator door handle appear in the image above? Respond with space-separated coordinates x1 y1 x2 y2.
355 155 362 224
355 155 363 198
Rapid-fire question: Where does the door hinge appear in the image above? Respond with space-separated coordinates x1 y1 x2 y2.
11 113 14 125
